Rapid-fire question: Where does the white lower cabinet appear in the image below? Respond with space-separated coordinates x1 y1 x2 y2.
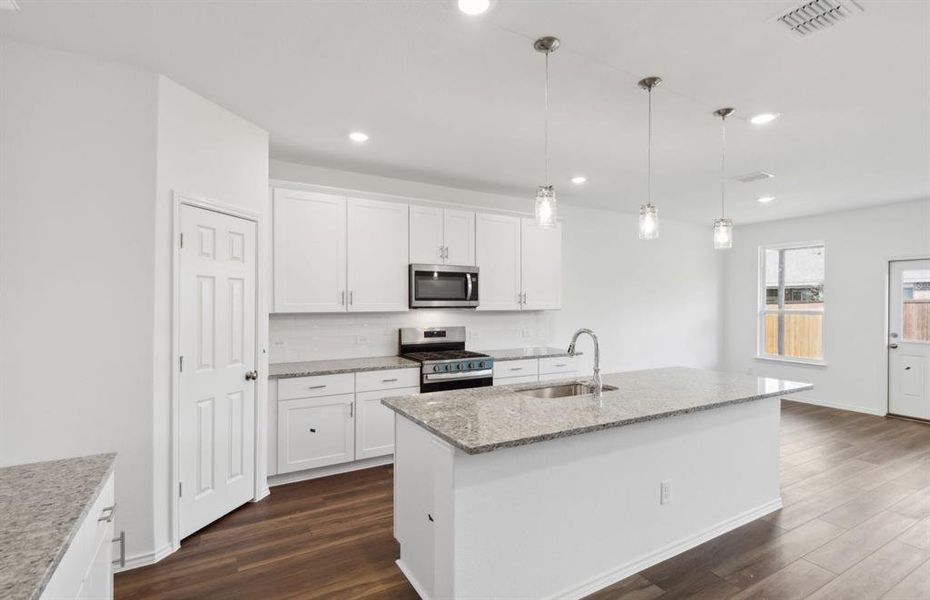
356 387 418 460
42 472 115 600
538 355 579 381
494 355 586 385
278 394 355 473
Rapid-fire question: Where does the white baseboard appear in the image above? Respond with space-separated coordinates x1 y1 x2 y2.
550 497 784 600
115 543 175 573
396 559 432 600
784 395 886 417
268 455 393 488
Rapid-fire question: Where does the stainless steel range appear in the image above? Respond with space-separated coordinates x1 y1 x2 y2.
399 326 494 393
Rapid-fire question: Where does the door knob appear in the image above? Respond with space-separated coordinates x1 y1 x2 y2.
245 370 258 381
889 344 899 349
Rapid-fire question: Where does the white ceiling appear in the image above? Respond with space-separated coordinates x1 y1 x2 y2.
1 0 928 224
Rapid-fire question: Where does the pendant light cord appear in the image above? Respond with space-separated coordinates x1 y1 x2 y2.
720 113 727 218
647 86 652 205
544 50 550 187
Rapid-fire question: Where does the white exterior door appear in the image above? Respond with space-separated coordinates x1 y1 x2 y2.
889 259 930 420
476 212 522 311
347 197 409 312
443 209 475 266
409 205 445 265
521 218 562 310
273 189 347 313
179 205 257 539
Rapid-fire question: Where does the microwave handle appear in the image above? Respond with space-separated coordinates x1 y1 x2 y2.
466 273 473 301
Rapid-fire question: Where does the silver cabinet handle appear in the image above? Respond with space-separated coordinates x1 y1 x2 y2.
245 370 258 381
341 290 345 305
510 367 523 371
439 245 445 260
382 378 398 383
98 504 116 523
349 401 354 418
554 363 568 368
307 384 327 390
112 531 126 568
349 291 354 305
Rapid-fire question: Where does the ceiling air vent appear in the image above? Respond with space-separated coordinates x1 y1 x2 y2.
777 0 864 37
733 171 775 184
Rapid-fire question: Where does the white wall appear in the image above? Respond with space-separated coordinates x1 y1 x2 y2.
0 40 159 557
722 198 930 415
152 78 269 555
270 160 722 376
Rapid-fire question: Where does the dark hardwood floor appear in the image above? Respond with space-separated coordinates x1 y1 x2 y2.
116 401 930 599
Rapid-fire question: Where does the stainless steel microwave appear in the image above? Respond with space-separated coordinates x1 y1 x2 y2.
409 264 479 308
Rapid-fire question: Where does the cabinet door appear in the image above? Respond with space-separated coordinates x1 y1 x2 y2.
409 205 445 265
78 521 113 600
356 386 418 460
476 213 522 311
347 197 409 312
443 209 475 266
521 218 562 310
273 189 347 313
278 394 355 473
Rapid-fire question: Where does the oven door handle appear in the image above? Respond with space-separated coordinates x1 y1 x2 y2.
423 368 493 382
466 273 473 301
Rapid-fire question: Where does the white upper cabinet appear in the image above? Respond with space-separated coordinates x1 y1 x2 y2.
521 218 562 310
443 209 476 266
273 189 347 313
409 205 445 264
347 197 409 312
409 206 475 266
476 212 522 311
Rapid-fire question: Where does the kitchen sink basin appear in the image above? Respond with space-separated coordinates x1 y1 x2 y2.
519 382 618 399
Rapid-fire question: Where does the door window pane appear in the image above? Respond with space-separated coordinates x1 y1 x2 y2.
901 269 930 342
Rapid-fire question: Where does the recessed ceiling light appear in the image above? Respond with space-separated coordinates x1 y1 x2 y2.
348 131 369 143
457 0 490 15
757 196 776 204
570 176 587 185
750 113 779 125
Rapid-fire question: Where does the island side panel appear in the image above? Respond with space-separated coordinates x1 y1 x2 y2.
450 397 781 600
394 415 455 600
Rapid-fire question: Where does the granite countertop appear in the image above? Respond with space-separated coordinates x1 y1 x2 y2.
270 356 419 379
482 347 575 361
0 453 117 600
382 367 812 455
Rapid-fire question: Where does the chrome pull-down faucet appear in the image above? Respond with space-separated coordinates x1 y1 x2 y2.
567 328 601 396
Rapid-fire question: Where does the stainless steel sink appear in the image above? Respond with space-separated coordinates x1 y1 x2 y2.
519 382 618 399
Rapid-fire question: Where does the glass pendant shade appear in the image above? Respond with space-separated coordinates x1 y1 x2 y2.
713 218 733 249
639 203 658 240
535 185 557 228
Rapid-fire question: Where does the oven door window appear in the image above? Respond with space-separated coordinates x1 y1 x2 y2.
415 271 469 301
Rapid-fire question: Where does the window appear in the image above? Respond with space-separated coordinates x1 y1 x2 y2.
759 243 825 362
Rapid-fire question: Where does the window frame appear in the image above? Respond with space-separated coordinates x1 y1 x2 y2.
756 241 827 367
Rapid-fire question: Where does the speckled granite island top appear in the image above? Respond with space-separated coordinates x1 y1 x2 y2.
481 346 576 361
0 453 116 600
270 356 419 379
382 367 812 454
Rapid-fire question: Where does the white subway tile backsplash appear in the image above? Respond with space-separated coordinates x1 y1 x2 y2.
270 310 552 363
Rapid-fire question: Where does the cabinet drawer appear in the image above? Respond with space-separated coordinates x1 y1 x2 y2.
278 373 354 400
538 371 578 382
494 374 539 385
493 359 538 379
539 356 578 375
356 368 419 392
278 394 355 473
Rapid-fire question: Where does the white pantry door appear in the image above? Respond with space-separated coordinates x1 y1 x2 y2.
179 205 257 539
889 259 930 420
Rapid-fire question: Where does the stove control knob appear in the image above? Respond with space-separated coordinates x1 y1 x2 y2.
433 364 441 372
456 363 464 371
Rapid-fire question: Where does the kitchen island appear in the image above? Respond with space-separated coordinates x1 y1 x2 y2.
382 367 812 600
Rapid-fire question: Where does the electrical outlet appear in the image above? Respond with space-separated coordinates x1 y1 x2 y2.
356 335 369 345
660 480 672 505
273 340 286 347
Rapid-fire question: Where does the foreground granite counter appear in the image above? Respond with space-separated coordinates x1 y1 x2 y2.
383 366 812 454
481 346 575 361
0 453 116 600
270 355 419 379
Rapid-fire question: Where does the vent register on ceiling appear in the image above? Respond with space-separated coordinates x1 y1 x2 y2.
777 0 865 37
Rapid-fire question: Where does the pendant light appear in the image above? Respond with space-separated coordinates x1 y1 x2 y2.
638 76 662 240
533 36 560 228
713 107 735 249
